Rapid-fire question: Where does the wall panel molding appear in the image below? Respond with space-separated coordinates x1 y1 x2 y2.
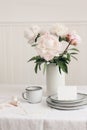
0 21 87 25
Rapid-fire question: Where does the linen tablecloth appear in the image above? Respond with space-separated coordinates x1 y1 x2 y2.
0 97 87 130
0 85 87 130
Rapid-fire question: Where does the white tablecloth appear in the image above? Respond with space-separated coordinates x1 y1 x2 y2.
0 85 87 130
0 98 87 130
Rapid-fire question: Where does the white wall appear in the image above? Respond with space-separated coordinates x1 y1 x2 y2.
0 0 87 89
0 0 87 22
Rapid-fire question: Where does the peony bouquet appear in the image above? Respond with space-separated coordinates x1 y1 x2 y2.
24 24 81 74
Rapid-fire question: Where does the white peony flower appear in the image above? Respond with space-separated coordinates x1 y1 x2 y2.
40 28 49 35
24 29 35 44
30 25 40 35
50 23 68 36
36 32 61 61
24 25 40 44
24 29 34 40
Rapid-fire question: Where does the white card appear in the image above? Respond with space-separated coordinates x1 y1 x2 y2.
57 86 77 100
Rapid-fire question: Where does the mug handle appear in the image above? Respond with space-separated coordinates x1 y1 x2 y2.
22 92 27 100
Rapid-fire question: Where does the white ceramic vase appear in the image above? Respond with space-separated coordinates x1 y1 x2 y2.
46 63 65 96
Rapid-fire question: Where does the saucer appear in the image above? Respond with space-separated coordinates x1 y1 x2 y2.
50 93 86 104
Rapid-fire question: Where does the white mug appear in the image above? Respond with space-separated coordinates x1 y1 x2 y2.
22 86 43 103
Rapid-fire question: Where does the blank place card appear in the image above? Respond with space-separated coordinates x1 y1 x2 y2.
57 86 77 100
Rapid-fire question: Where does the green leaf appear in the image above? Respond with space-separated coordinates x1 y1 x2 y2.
28 56 36 62
69 48 79 52
31 44 37 47
57 56 70 64
63 53 71 63
62 63 68 73
71 55 78 60
59 66 61 74
38 63 41 70
59 36 66 42
67 53 70 60
70 52 78 55
57 61 68 73
35 63 39 73
59 36 62 42
28 56 46 63
35 33 40 42
28 56 47 73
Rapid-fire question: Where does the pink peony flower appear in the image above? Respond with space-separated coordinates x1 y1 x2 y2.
36 33 61 61
66 32 81 46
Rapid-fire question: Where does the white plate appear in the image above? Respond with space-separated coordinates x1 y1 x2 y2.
50 93 86 104
47 102 87 110
46 95 87 107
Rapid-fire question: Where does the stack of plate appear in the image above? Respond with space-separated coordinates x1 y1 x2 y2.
46 93 87 110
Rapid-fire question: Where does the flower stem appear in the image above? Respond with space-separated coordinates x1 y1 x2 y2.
61 42 71 56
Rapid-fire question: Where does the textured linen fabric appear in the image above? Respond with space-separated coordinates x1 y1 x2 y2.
0 118 44 130
0 98 87 130
44 120 87 130
0 86 87 130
